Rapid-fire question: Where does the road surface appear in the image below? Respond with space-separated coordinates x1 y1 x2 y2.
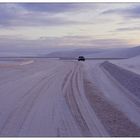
0 58 140 136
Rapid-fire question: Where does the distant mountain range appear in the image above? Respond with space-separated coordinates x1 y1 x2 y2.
0 45 140 58
85 46 140 58
46 46 140 59
45 48 104 58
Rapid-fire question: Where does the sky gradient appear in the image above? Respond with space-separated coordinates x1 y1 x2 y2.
0 3 140 53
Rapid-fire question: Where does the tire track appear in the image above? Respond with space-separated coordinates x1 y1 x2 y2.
75 63 108 136
61 70 72 91
63 62 91 136
0 69 58 136
62 62 108 136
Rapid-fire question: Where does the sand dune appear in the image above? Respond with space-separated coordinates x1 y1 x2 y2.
110 55 140 74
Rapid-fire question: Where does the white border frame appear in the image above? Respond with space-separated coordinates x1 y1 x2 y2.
0 0 140 2
0 0 139 140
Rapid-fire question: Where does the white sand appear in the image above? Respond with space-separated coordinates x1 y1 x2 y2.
0 58 139 136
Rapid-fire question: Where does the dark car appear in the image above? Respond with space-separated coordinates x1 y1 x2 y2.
78 56 85 61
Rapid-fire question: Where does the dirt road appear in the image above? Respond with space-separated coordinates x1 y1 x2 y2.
0 59 139 136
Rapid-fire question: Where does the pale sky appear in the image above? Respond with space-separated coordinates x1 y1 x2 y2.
0 3 140 51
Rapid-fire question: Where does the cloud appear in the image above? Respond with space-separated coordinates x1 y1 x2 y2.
0 4 19 26
85 38 131 48
18 3 80 13
8 15 80 27
125 5 140 18
0 4 73 27
0 3 95 27
0 35 131 50
116 27 140 31
101 4 140 19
